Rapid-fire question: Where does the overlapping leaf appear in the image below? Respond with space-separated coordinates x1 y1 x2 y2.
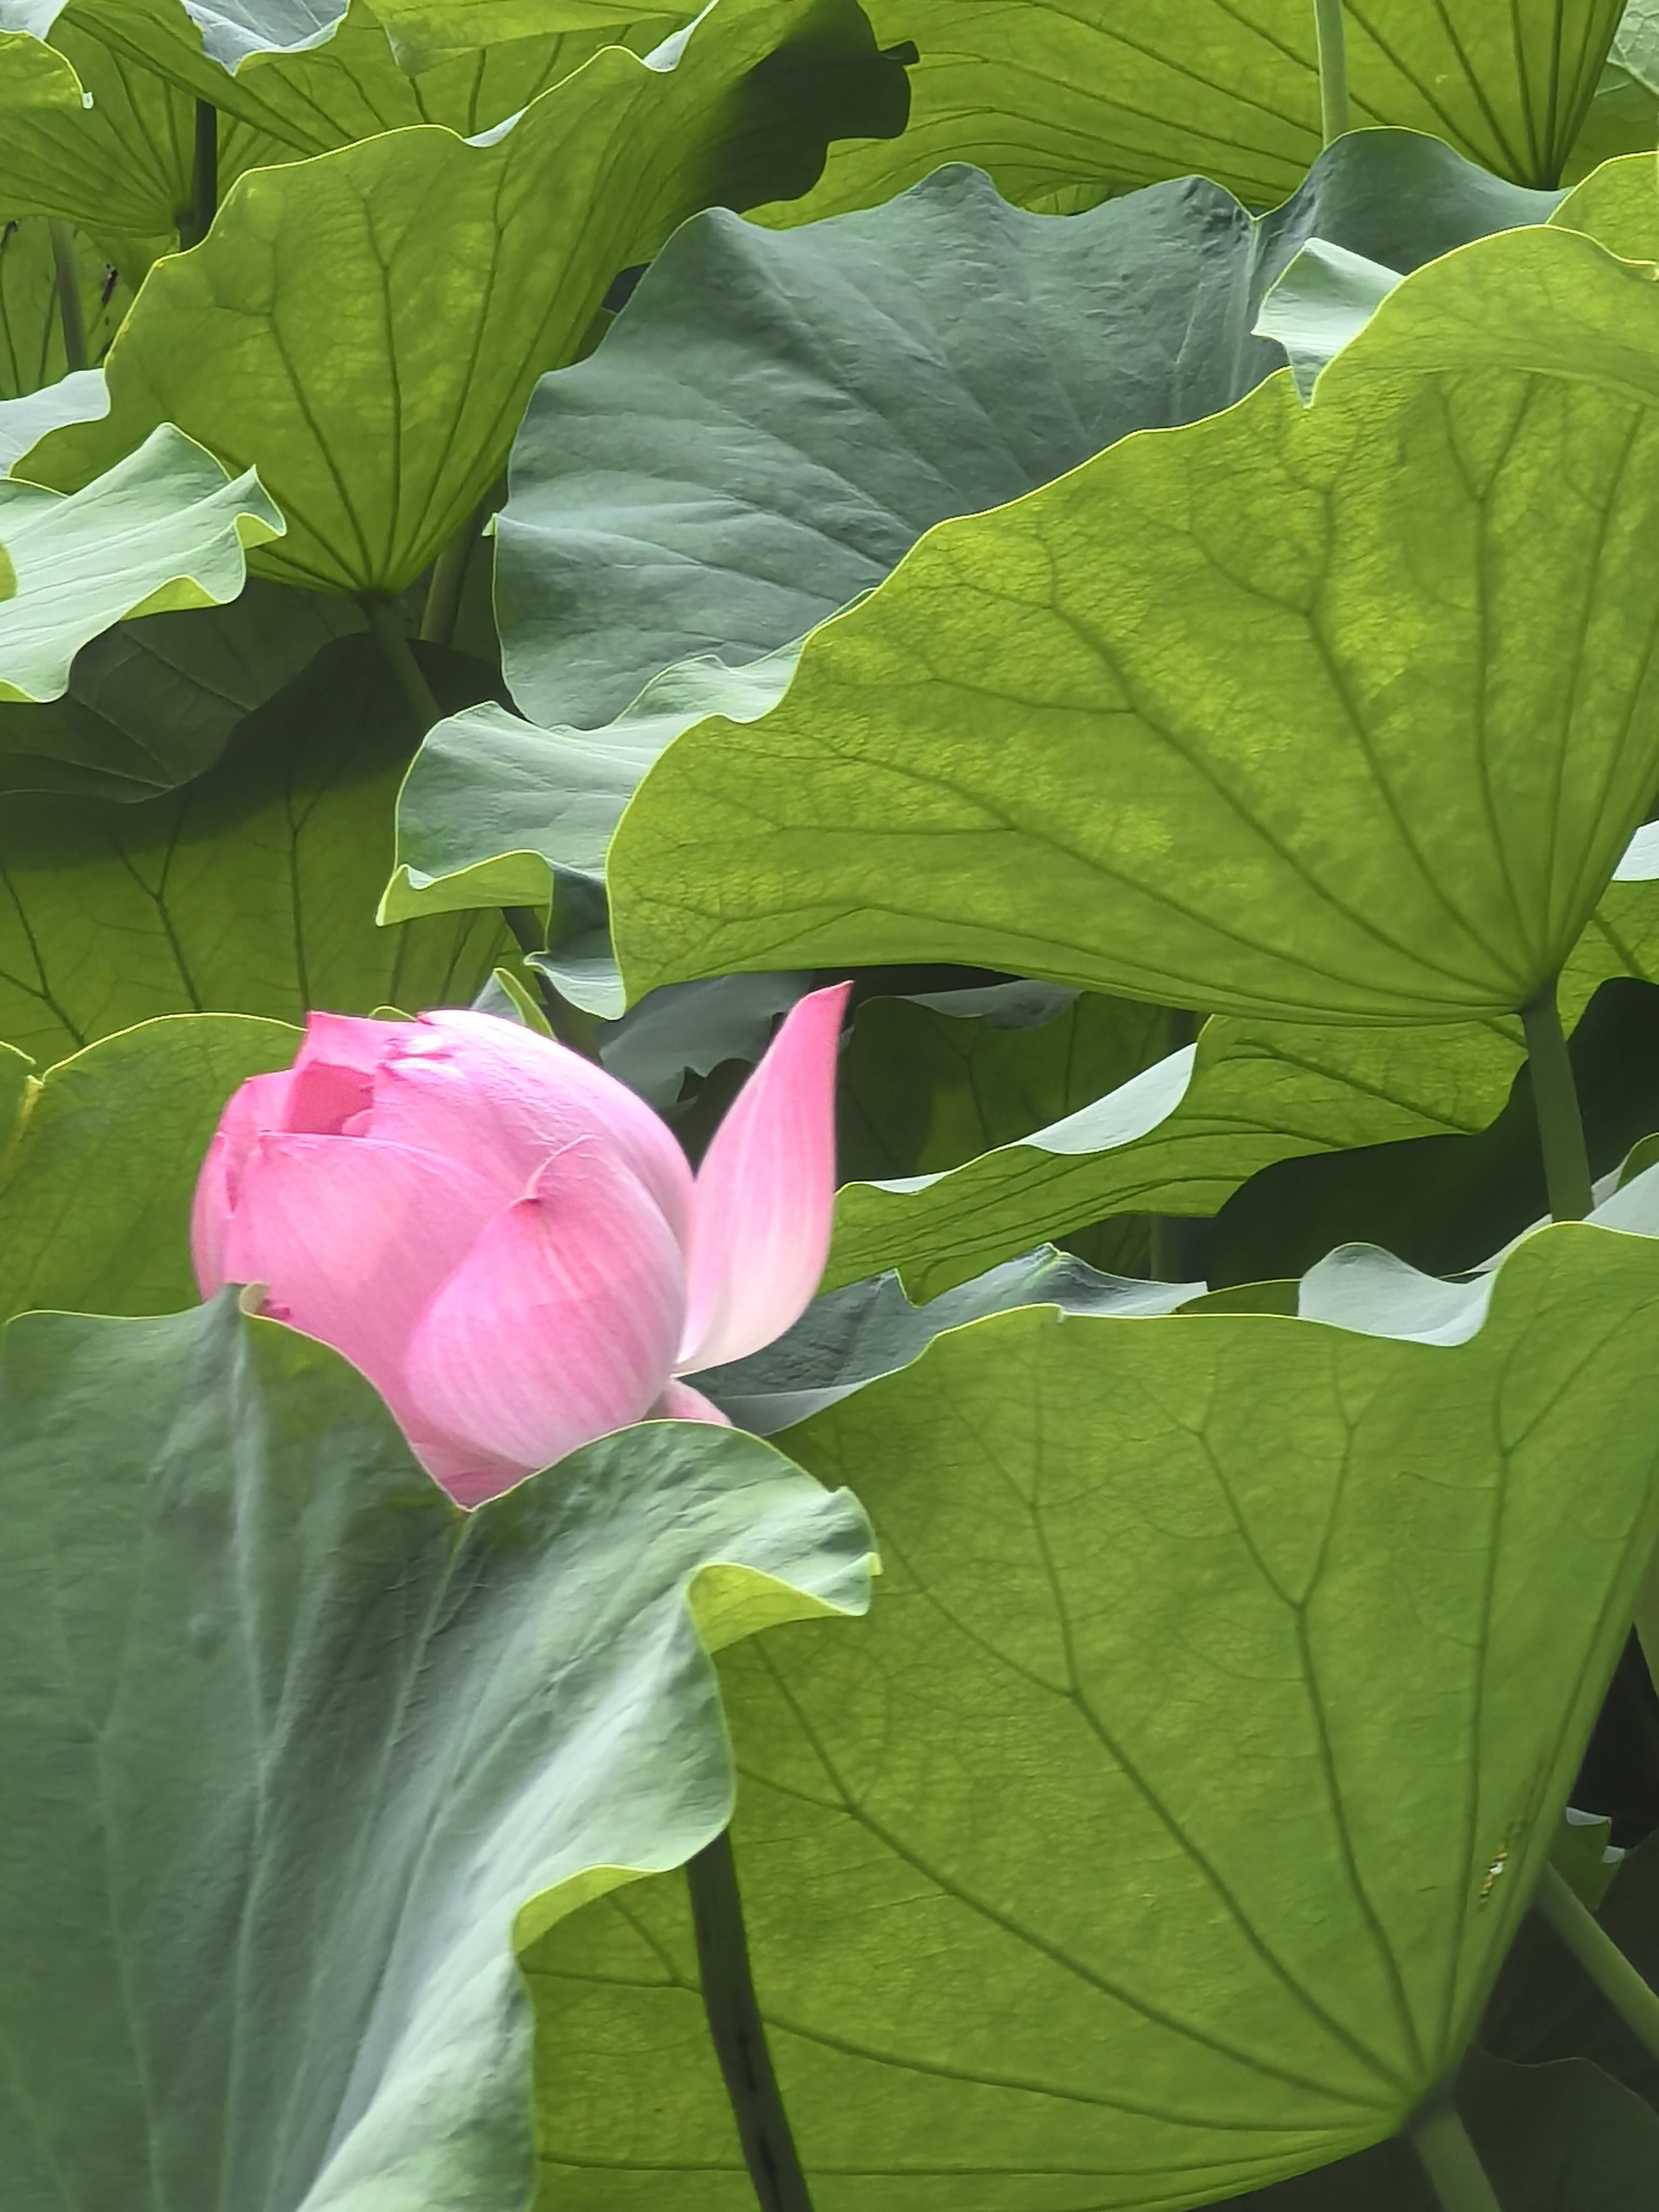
18 0 909 593
0 1289 872 2210
496 136 1556 729
0 221 127 402
610 225 1659 1026
0 17 200 243
771 0 1622 220
824 870 1659 1298
0 576 370 801
397 130 1550 959
0 632 505 1063
528 1225 1659 2209
0 423 281 700
0 1011 296 1321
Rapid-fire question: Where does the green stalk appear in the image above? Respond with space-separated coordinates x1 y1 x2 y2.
360 592 442 731
180 100 219 249
1537 1863 1659 2067
47 221 87 372
420 497 490 646
1408 2102 1503 2212
1520 982 1593 1222
1313 0 1351 142
685 1829 815 2212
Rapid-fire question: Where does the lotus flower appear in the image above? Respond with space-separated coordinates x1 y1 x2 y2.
192 986 849 1506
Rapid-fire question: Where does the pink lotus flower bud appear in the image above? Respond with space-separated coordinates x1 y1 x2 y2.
192 987 850 1506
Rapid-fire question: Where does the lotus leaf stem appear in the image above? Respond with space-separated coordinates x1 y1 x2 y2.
686 1827 817 2212
1520 983 1593 1222
1537 1862 1659 2067
1408 2101 1503 2212
360 591 442 730
1313 0 1351 141
180 101 218 249
47 221 87 372
421 495 493 645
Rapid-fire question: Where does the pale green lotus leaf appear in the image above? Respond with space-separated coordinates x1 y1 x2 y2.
0 421 281 702
0 366 109 469
526 1223 1659 2208
19 0 909 593
609 226 1659 1026
0 1288 871 2211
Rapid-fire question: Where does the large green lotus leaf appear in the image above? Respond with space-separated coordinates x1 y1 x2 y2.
824 871 1659 1299
0 17 201 240
31 0 677 157
1550 147 1659 261
0 423 281 702
0 1011 296 1322
0 1290 872 2212
763 0 1622 222
610 226 1659 1026
497 135 1557 729
525 1224 1659 2209
370 0 648 70
0 222 129 401
0 576 370 801
17 0 910 594
0 632 505 1063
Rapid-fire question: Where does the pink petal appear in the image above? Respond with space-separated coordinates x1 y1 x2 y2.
192 1069 298 1296
676 982 850 1372
405 1137 685 1475
286 1011 411 1134
191 1016 414 1296
366 1009 694 1237
651 1379 734 1427
222 1134 505 1434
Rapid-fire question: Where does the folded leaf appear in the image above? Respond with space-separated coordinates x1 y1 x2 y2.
0 1290 871 2210
0 423 281 701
